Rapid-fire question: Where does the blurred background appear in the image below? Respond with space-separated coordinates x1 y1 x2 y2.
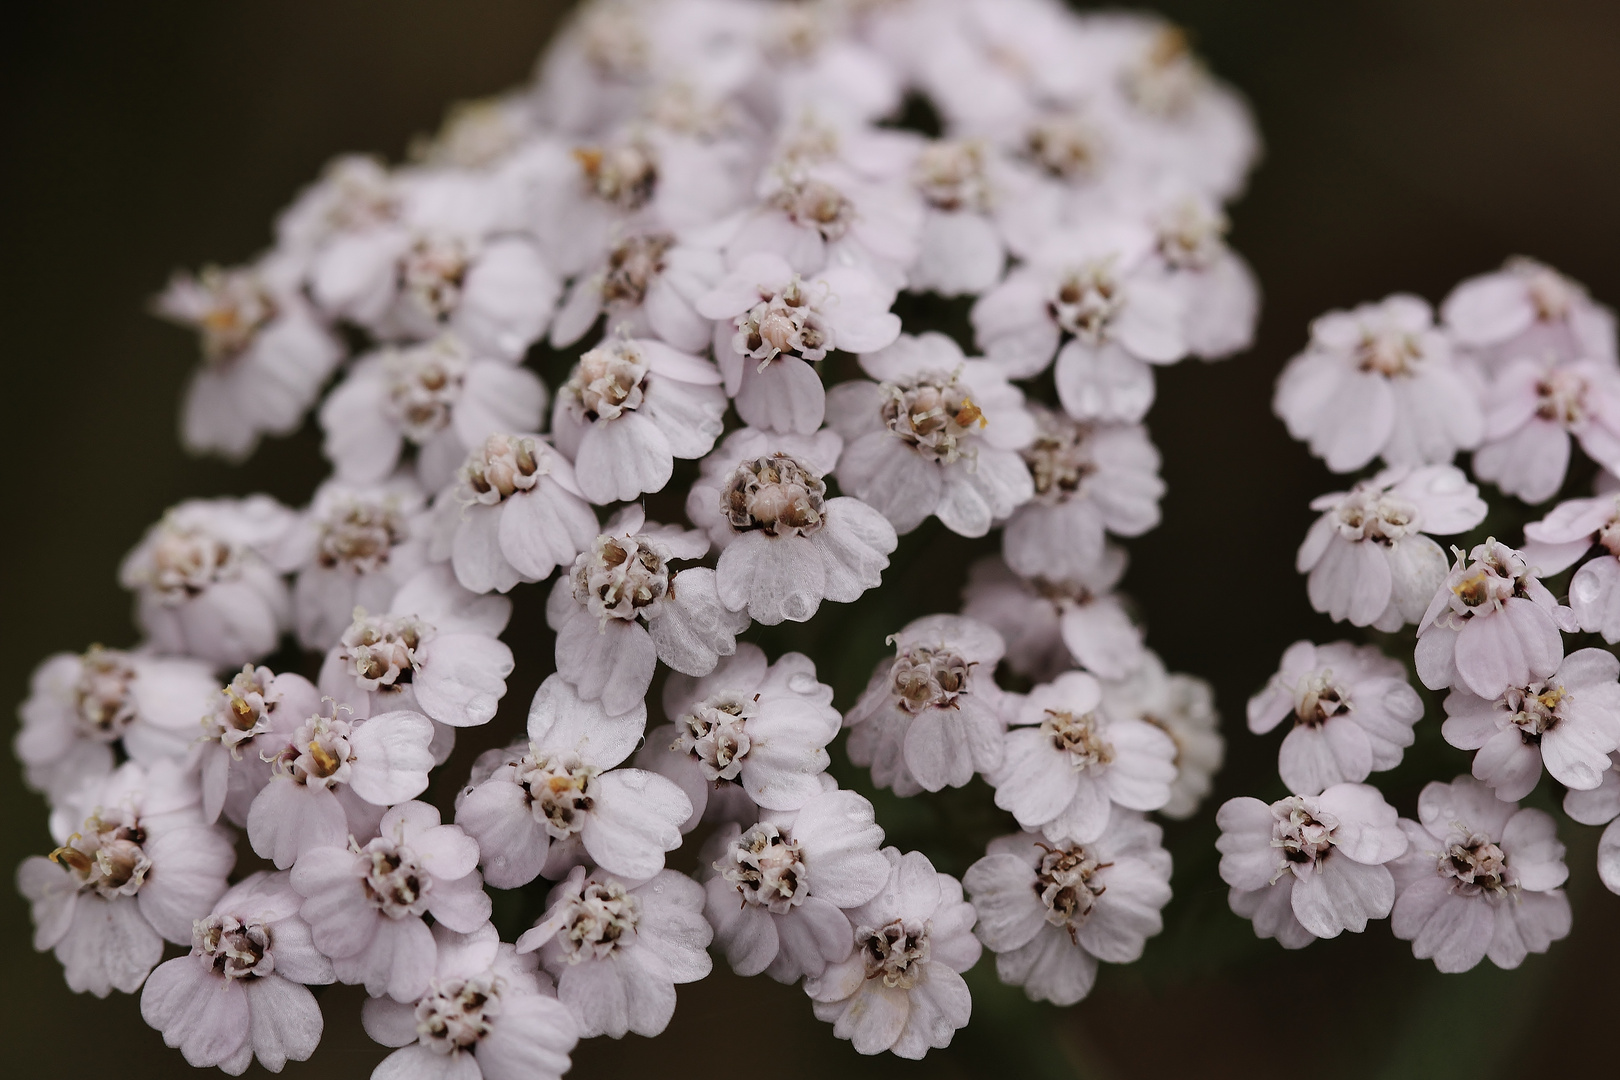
4 2 1619 1077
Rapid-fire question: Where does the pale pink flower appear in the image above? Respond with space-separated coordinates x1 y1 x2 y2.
1147 193 1259 360
1099 651 1224 820
18 761 235 996
703 789 891 982
154 255 344 461
992 670 1177 844
273 154 402 265
804 848 980 1060
1274 294 1484 473
1217 784 1407 947
964 813 1172 1006
1522 493 1620 641
1473 356 1620 504
427 433 600 595
697 252 901 434
516 865 713 1039
550 230 724 352
320 335 549 491
317 564 514 729
15 647 218 803
1390 776 1571 972
283 474 430 649
827 332 1037 537
960 555 1143 682
1415 539 1576 700
685 427 897 625
246 699 436 870
1442 648 1620 800
551 336 726 504
745 9 904 124
140 871 333 1075
1298 465 1488 630
454 675 689 887
362 923 577 1080
905 139 1021 297
197 664 321 827
1002 404 1163 585
1563 753 1620 895
119 496 297 667
846 615 1008 795
1248 640 1422 797
291 800 491 1002
1442 257 1618 376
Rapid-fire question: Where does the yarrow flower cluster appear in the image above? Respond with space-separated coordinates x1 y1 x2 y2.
15 0 1271 1072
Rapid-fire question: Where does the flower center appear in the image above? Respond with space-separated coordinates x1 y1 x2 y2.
1022 409 1096 505
1041 709 1115 768
890 645 973 714
340 611 432 689
564 343 650 422
360 837 432 919
1050 262 1121 342
516 751 599 839
880 371 986 464
1121 27 1202 118
204 664 280 751
573 142 658 210
141 522 240 601
1269 796 1339 876
401 234 476 321
770 179 855 240
571 534 669 623
1025 114 1104 180
383 338 469 443
1504 682 1566 742
1536 368 1589 425
317 498 410 574
48 807 150 899
1439 833 1517 896
733 277 830 364
1292 672 1350 727
1156 199 1228 270
601 232 674 306
1332 487 1420 543
279 706 356 788
188 267 278 365
858 919 929 989
914 140 992 213
1034 843 1108 935
416 975 501 1053
715 823 808 915
559 880 640 962
1356 329 1422 377
461 434 546 504
721 454 828 538
319 158 400 234
73 647 138 742
1599 506 1620 558
673 691 755 782
195 915 273 980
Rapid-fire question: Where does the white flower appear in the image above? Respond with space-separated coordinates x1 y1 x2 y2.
992 670 1177 844
1473 356 1620 504
1442 648 1620 800
427 433 600 595
291 800 491 1002
827 332 1036 537
1442 257 1618 376
1415 539 1576 700
362 923 578 1080
18 761 235 997
1274 294 1484 472
246 699 436 870
282 474 430 649
1099 651 1223 820
1147 193 1260 361
1390 776 1571 972
274 154 402 266
1298 465 1488 630
964 814 1172 1005
320 335 549 491
154 256 344 461
704 789 891 982
550 230 723 352
119 496 297 667
1217 784 1407 947
1248 641 1423 796
516 865 713 1039
1001 403 1163 585
15 647 217 803
1523 492 1620 641
551 336 727 504
960 555 1144 682
846 615 1008 795
685 427 898 625
317 563 514 729
455 675 689 887
697 252 901 434
139 871 333 1075
905 138 1010 297
197 664 322 827
803 847 981 1060
1563 753 1620 895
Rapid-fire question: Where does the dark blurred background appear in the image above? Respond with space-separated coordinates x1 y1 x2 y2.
4 2 1619 1077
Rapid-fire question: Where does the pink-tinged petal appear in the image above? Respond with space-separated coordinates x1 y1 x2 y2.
1598 818 1620 894
476 994 577 1080
140 960 250 1069
249 781 349 870
497 486 599 584
1290 856 1394 937
962 853 1045 952
1486 888 1571 969
457 778 550 889
1392 876 1493 973
242 975 324 1072
1054 340 1155 424
526 674 645 769
374 1043 482 1080
1570 557 1620 643
1415 623 1459 691
579 770 690 879
995 925 1098 1004
1441 688 1502 750
1471 729 1543 801
413 634 512 727
1500 808 1569 891
348 711 436 805
555 615 657 719
1278 720 1372 796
